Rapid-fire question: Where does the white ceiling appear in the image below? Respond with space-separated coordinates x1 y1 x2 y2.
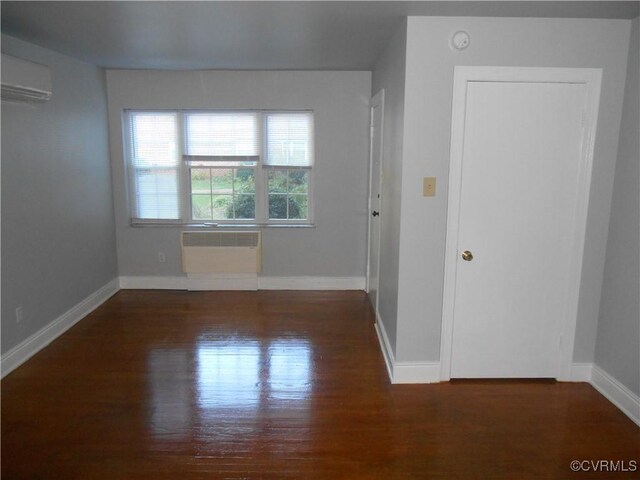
2 1 639 70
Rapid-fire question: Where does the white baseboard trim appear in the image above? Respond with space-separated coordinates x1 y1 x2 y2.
120 275 258 291
568 362 639 427
119 275 187 290
590 364 640 427
374 316 440 384
187 273 258 291
569 362 594 382
119 275 366 291
258 276 366 290
393 361 441 384
374 316 394 382
1 278 120 379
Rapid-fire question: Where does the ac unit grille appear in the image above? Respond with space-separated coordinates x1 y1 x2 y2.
1 85 51 103
182 231 260 248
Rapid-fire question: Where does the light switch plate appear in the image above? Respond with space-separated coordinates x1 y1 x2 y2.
423 177 436 197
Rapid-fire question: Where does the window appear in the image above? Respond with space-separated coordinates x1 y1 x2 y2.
128 112 180 220
184 112 259 222
125 110 313 225
264 113 313 221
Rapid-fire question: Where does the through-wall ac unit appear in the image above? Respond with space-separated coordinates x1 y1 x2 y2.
181 231 262 274
1 54 52 103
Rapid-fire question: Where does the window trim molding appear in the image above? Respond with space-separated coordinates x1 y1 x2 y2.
129 220 316 229
123 109 315 226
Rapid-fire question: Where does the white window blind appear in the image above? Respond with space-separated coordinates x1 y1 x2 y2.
184 112 259 162
265 112 313 167
129 112 180 220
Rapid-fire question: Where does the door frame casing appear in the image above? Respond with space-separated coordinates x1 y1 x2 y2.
366 89 385 307
439 66 602 381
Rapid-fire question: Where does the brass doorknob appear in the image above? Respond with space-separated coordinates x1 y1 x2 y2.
461 250 473 261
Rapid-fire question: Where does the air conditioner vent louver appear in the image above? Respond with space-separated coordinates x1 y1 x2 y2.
182 231 260 248
1 84 51 103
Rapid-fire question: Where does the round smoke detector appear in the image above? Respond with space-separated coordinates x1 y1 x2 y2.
450 31 470 51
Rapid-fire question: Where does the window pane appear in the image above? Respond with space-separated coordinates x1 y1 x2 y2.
135 169 179 219
191 168 211 194
267 170 288 193
288 170 308 193
269 194 288 219
185 113 259 156
136 194 180 220
212 195 233 219
288 195 308 220
234 168 255 193
267 168 309 221
234 195 255 219
211 169 233 194
192 194 212 220
130 113 178 167
265 113 313 167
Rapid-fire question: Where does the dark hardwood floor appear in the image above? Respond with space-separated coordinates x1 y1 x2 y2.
2 290 638 479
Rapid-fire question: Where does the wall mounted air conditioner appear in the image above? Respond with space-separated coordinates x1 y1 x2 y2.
1 54 52 103
181 231 262 274
181 231 262 291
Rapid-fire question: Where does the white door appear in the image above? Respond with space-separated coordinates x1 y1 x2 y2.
444 68 601 379
367 90 384 314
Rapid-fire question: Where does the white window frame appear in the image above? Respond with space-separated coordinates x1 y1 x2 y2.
124 109 314 227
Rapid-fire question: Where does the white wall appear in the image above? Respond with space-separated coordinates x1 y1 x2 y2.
105 70 371 279
371 21 407 357
1 35 117 354
595 17 639 396
396 17 631 363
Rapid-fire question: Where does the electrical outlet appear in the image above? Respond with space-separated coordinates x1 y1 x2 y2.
158 252 166 263
15 306 23 323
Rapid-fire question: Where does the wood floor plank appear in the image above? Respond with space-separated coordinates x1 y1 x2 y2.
2 290 638 479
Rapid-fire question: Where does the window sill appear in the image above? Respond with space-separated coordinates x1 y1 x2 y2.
130 221 315 229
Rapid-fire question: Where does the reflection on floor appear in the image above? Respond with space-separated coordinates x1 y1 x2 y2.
2 290 639 479
148 338 313 441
